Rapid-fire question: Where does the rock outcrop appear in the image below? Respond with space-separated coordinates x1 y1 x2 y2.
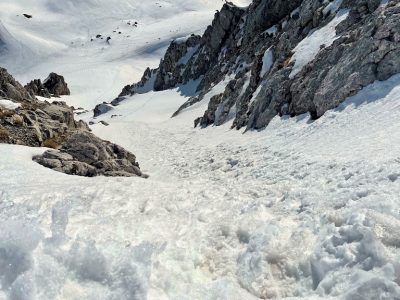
25 79 51 98
109 0 400 131
94 102 113 117
33 131 144 177
0 67 145 177
0 67 35 102
43 72 70 96
25 72 71 98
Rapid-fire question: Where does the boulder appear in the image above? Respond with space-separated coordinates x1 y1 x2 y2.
94 103 113 117
33 131 145 177
43 73 70 96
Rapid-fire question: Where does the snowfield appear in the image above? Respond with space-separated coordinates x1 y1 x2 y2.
1 0 400 299
1 73 399 299
0 0 250 109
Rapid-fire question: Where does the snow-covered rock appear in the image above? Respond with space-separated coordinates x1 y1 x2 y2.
115 0 400 131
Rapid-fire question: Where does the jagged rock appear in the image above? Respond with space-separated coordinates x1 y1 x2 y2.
94 103 113 117
288 3 400 120
112 0 400 132
43 73 70 96
33 131 144 177
1 99 89 146
242 0 303 43
25 79 51 98
154 34 201 91
0 67 35 102
0 68 145 178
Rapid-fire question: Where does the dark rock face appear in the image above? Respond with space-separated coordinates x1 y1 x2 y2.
25 79 51 98
242 0 303 43
113 0 400 131
0 68 144 178
33 131 145 177
43 72 70 96
0 67 35 102
25 73 71 98
153 34 201 91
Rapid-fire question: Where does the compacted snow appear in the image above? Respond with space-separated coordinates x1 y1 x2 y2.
1 0 400 299
1 73 399 299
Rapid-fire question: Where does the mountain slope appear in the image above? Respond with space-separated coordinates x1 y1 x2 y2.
0 0 400 300
1 70 400 299
106 0 399 132
0 0 250 108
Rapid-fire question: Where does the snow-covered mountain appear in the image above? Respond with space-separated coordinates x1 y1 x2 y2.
0 0 250 108
1 0 400 300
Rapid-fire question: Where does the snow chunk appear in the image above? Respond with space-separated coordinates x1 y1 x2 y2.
263 25 278 36
323 0 344 16
260 47 273 78
289 9 349 78
0 99 21 110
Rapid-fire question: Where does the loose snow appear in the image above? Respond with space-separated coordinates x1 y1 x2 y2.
0 0 400 300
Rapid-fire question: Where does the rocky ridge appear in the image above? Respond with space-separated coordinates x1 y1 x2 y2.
0 67 145 177
25 72 71 98
104 0 400 131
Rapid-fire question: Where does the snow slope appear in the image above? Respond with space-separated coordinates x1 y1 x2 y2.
1 0 400 299
0 0 251 108
1 72 400 299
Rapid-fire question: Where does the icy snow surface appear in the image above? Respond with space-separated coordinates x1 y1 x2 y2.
1 0 400 299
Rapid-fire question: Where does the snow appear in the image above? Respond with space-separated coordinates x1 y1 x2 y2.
0 0 230 109
1 0 400 299
1 68 400 299
322 0 344 16
177 46 199 66
0 99 20 110
289 9 349 78
263 25 278 36
260 47 274 78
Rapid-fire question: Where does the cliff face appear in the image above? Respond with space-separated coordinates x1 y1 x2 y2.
110 0 400 131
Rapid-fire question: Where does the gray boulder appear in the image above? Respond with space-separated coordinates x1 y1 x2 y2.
94 103 113 117
33 131 145 177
